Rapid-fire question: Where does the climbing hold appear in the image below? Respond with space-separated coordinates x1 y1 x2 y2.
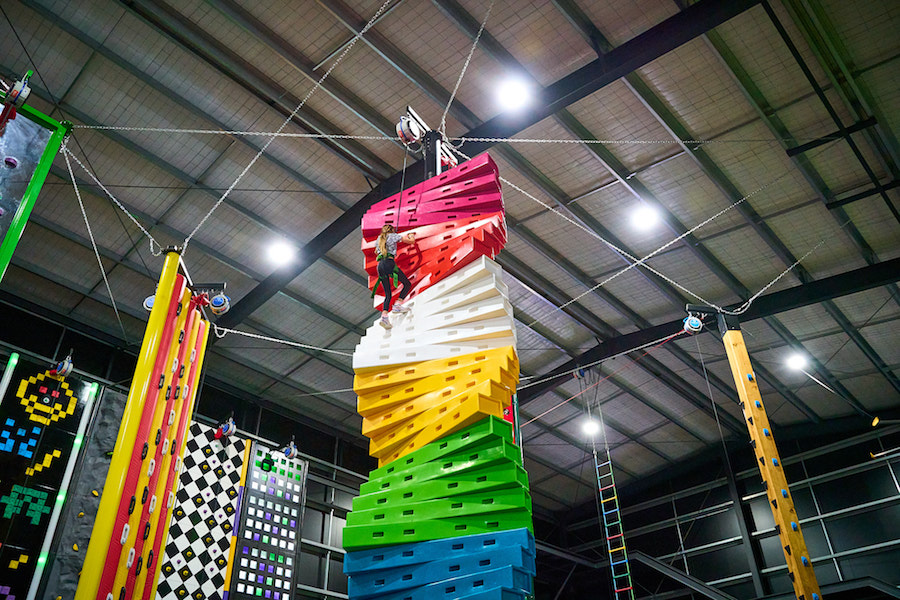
781 489 788 498
147 459 156 477
78 511 84 518
91 490 99 497
772 458 779 466
120 523 130 544
755 400 762 408
812 594 820 600
746 373 754 381
791 521 799 532
763 428 771 437
801 556 810 566
72 543 78 551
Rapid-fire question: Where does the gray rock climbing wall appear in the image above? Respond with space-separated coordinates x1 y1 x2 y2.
40 387 125 600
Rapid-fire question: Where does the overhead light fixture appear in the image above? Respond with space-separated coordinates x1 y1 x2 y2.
786 353 807 371
582 419 601 436
631 204 660 230
268 240 295 266
496 77 531 112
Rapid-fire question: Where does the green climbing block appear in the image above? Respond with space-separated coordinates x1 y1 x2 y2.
353 462 529 511
347 487 531 530
360 438 523 496
342 508 534 551
369 416 514 480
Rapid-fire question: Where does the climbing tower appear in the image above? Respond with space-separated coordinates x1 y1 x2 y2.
344 150 536 599
75 249 212 600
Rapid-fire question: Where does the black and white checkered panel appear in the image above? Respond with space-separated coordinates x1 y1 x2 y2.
157 423 247 600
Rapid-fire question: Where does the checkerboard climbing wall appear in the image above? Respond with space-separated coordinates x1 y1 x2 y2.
155 429 308 600
0 353 95 599
346 153 535 600
156 422 249 600
227 442 307 600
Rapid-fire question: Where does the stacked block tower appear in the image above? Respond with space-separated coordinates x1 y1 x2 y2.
344 153 536 600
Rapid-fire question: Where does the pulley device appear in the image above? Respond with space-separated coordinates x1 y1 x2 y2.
395 106 459 178
215 414 237 440
682 312 704 334
50 349 75 377
0 70 32 135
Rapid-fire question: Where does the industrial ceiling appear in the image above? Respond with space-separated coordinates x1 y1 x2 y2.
0 0 898 530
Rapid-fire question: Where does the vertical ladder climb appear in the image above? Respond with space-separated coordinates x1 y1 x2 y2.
594 450 635 600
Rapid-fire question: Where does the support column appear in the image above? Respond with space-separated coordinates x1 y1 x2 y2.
717 313 822 600
722 447 766 597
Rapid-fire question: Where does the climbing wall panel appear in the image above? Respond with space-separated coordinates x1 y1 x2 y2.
226 442 307 600
0 353 96 600
347 153 535 599
155 423 249 600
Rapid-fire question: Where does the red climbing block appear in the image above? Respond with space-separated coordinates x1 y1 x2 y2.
361 153 500 240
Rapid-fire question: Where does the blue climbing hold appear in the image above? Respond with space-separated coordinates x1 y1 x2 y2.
772 458 779 466
781 489 788 498
791 521 799 531
763 428 770 437
756 400 762 408
747 373 754 381
801 556 810 566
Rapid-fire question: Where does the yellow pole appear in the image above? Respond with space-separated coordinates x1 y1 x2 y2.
720 315 822 600
76 249 181 600
132 304 201 595
144 317 210 599
110 288 191 595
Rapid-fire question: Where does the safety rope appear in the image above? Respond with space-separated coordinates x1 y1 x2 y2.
62 145 162 256
63 148 131 345
181 0 396 254
211 324 353 357
439 0 495 137
69 124 824 147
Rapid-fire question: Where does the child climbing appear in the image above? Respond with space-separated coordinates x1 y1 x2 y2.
374 223 415 329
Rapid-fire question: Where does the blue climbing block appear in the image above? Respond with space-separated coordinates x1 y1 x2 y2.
370 565 533 600
348 543 536 599
345 528 534 575
455 587 530 600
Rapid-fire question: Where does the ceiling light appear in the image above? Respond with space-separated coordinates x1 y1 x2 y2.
268 240 295 266
582 419 601 436
496 77 531 112
632 204 660 230
786 353 807 371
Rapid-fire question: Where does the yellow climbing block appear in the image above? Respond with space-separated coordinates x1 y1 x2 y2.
26 448 63 476
9 553 29 569
362 374 513 437
358 358 518 418
371 380 506 466
354 346 518 396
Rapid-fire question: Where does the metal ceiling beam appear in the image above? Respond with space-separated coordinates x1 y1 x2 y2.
119 0 394 180
780 0 900 176
207 0 398 139
550 0 885 405
430 0 819 422
221 0 763 327
632 552 738 600
13 2 358 212
764 0 900 224
498 253 746 437
520 256 900 402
